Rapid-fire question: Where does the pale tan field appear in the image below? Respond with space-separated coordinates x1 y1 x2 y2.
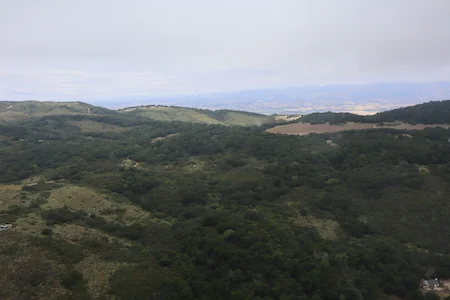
267 122 450 135
274 115 302 121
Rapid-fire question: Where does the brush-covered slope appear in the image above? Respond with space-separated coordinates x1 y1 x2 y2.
369 99 450 124
0 101 116 122
119 105 275 126
299 100 450 125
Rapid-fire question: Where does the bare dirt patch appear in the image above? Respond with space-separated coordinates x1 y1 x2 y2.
151 133 179 143
0 184 22 191
267 122 450 135
434 280 450 298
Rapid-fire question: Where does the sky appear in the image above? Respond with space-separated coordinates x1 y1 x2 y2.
1 0 450 102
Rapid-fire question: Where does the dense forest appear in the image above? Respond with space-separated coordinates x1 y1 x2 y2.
300 100 450 124
1 101 450 299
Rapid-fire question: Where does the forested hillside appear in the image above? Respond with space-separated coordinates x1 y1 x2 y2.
1 101 450 299
300 100 450 124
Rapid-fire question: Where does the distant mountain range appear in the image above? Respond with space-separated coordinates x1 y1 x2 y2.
90 81 450 115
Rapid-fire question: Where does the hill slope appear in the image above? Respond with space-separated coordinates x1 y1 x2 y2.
299 100 450 124
119 105 276 126
0 101 116 122
369 99 450 124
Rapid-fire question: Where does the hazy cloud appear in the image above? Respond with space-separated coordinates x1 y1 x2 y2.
1 0 450 100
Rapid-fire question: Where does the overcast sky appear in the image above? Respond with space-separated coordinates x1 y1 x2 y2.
1 0 450 101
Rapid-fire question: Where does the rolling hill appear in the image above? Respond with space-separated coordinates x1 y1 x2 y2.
267 100 450 135
0 101 116 122
298 100 450 125
118 105 276 126
0 101 277 127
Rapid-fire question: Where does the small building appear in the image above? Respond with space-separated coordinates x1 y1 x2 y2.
422 278 441 290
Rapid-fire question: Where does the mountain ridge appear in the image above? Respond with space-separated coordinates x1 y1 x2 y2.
0 100 116 122
298 100 450 125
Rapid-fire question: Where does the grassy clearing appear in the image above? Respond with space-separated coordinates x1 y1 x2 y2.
0 189 31 211
125 106 224 124
76 255 127 299
0 110 27 122
222 111 272 126
274 115 302 122
293 215 341 240
14 213 47 236
0 190 23 211
120 158 140 169
52 224 131 246
70 120 126 133
41 186 151 224
182 158 207 172
282 188 341 240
